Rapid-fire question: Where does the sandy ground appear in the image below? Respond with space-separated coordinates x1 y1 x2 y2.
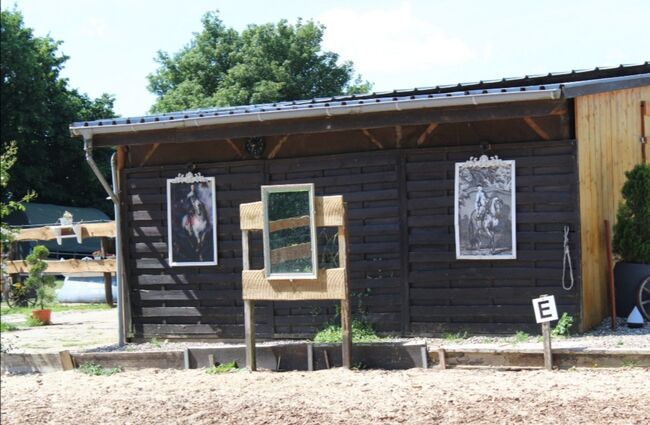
1 309 117 353
2 308 648 354
1 367 648 424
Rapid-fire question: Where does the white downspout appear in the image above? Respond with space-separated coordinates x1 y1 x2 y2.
83 137 126 346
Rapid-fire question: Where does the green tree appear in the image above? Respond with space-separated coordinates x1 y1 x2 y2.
148 11 372 112
1 9 116 214
1 142 35 247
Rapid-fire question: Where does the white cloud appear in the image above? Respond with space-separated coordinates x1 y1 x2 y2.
319 2 476 88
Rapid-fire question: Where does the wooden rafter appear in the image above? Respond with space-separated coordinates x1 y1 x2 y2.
225 138 244 159
139 143 160 166
524 117 551 140
268 135 290 159
395 126 402 148
416 123 438 146
361 129 383 149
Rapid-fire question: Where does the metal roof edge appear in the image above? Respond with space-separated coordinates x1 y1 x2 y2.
69 89 561 140
562 73 650 98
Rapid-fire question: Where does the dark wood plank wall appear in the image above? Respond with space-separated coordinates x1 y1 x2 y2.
125 163 272 339
405 140 581 335
123 139 580 339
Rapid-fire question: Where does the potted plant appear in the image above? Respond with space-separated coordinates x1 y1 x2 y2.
24 245 57 324
612 164 650 317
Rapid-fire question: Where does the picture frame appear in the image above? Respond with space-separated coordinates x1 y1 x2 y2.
261 183 318 280
454 155 516 260
167 172 218 266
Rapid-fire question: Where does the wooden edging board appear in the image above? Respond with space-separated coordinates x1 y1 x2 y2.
2 345 649 374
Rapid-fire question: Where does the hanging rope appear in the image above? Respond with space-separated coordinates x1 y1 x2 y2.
562 225 574 291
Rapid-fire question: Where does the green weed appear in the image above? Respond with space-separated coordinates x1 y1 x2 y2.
512 331 529 343
25 316 46 327
77 362 121 376
443 331 468 342
552 313 574 337
314 319 382 343
0 322 18 332
206 361 238 374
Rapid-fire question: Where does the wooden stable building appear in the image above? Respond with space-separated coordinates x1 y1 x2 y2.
71 64 650 341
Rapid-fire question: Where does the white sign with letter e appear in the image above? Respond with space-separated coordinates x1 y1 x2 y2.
532 295 558 324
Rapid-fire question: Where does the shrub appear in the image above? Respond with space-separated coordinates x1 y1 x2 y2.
24 245 57 311
613 164 650 264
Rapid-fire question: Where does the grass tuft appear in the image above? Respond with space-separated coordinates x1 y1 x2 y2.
77 362 121 376
206 361 238 374
0 322 18 332
314 319 382 343
443 331 469 342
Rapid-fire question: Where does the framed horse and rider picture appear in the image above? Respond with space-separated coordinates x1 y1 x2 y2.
166 172 218 266
454 155 516 260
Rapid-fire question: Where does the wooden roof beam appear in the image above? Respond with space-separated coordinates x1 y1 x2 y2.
361 129 384 149
225 138 244 159
524 117 551 140
267 135 290 159
416 123 439 146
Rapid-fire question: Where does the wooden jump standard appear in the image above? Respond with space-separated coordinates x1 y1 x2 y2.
240 195 352 370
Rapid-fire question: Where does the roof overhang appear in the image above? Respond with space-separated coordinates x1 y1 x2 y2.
70 89 562 142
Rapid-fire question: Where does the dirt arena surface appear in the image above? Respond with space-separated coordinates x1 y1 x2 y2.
1 367 648 424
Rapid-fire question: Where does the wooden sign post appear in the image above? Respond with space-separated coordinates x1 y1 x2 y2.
240 195 351 371
532 294 558 370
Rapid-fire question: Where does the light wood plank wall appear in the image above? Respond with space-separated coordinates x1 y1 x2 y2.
576 86 650 330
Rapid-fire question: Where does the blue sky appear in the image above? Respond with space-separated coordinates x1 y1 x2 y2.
7 0 649 117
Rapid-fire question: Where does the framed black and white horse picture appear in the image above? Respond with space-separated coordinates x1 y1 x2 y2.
454 155 516 260
167 172 218 266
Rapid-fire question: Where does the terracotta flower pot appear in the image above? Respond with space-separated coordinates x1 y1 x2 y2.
31 309 52 325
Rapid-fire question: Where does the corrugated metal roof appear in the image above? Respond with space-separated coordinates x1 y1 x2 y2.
70 62 649 130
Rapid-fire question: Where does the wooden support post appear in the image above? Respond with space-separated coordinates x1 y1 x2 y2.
420 346 428 369
338 210 352 370
208 354 215 367
641 101 647 164
242 229 256 371
244 300 256 371
341 298 352 369
307 343 314 371
100 237 114 307
59 350 74 371
323 349 331 369
438 348 447 370
183 348 190 369
542 321 553 370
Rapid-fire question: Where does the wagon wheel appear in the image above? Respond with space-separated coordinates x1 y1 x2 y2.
636 276 650 322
